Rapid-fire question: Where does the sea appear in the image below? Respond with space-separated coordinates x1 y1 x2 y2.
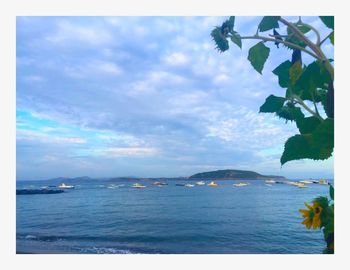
16 179 332 254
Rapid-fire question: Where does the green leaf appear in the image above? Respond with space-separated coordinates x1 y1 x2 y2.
289 61 303 86
313 196 329 209
296 61 332 101
281 118 334 165
312 118 334 159
296 116 321 134
297 24 311 34
276 102 304 123
320 16 334 30
285 26 307 49
227 16 235 32
248 42 270 74
258 16 280 32
211 27 229 52
329 31 334 45
329 184 334 200
259 95 285 113
230 32 242 49
281 134 313 165
272 60 292 88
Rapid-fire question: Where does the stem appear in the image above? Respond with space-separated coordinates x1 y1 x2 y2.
292 95 324 120
320 32 333 46
279 17 334 80
238 35 320 59
298 22 321 45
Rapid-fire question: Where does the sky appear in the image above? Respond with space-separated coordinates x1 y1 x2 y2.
16 16 334 180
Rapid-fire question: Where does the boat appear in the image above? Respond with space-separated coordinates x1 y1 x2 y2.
299 180 313 184
196 181 206 186
207 181 218 186
153 181 168 186
286 181 308 188
319 179 329 185
233 182 249 187
265 184 273 187
185 184 195 187
175 183 186 186
298 184 308 188
132 183 146 189
265 180 276 184
58 183 75 189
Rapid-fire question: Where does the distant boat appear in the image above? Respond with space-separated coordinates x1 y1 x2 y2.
319 179 329 185
265 184 273 187
185 184 195 187
298 184 308 188
299 180 313 184
207 181 218 187
153 182 168 186
58 183 75 189
233 182 249 187
265 180 276 184
175 183 186 186
286 181 308 188
196 181 206 186
132 183 146 189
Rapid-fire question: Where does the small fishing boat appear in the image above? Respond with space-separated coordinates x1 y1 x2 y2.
58 183 75 189
207 181 218 187
319 179 329 185
233 182 249 187
132 183 146 189
196 181 206 186
153 181 168 186
185 184 195 187
299 180 313 184
298 184 308 188
265 180 276 184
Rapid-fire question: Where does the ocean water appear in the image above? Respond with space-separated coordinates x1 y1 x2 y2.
16 179 332 254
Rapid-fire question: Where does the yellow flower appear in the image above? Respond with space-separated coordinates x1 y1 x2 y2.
299 202 323 229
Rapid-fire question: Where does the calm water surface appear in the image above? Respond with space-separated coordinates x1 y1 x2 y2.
16 179 331 254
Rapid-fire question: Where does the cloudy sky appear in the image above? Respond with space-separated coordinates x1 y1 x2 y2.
16 16 334 180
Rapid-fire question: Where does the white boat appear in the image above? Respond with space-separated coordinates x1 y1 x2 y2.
286 181 308 188
265 180 276 184
196 181 206 186
185 184 195 187
132 183 146 189
299 180 313 184
233 182 249 187
265 184 273 187
58 183 75 189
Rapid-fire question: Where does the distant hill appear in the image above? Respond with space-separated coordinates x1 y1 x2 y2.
189 169 285 180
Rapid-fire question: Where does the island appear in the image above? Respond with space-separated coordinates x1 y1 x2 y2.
189 169 285 180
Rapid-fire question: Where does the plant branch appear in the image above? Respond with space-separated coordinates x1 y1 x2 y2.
292 95 324 120
237 35 320 59
298 22 321 45
320 32 333 46
279 17 334 80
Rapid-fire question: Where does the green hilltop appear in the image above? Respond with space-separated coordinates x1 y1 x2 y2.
189 169 285 180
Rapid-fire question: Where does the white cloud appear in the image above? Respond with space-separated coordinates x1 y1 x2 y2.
17 129 87 144
46 20 112 46
164 52 189 66
64 60 122 78
99 147 159 157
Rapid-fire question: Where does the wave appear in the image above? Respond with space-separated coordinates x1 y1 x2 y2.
71 246 134 254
